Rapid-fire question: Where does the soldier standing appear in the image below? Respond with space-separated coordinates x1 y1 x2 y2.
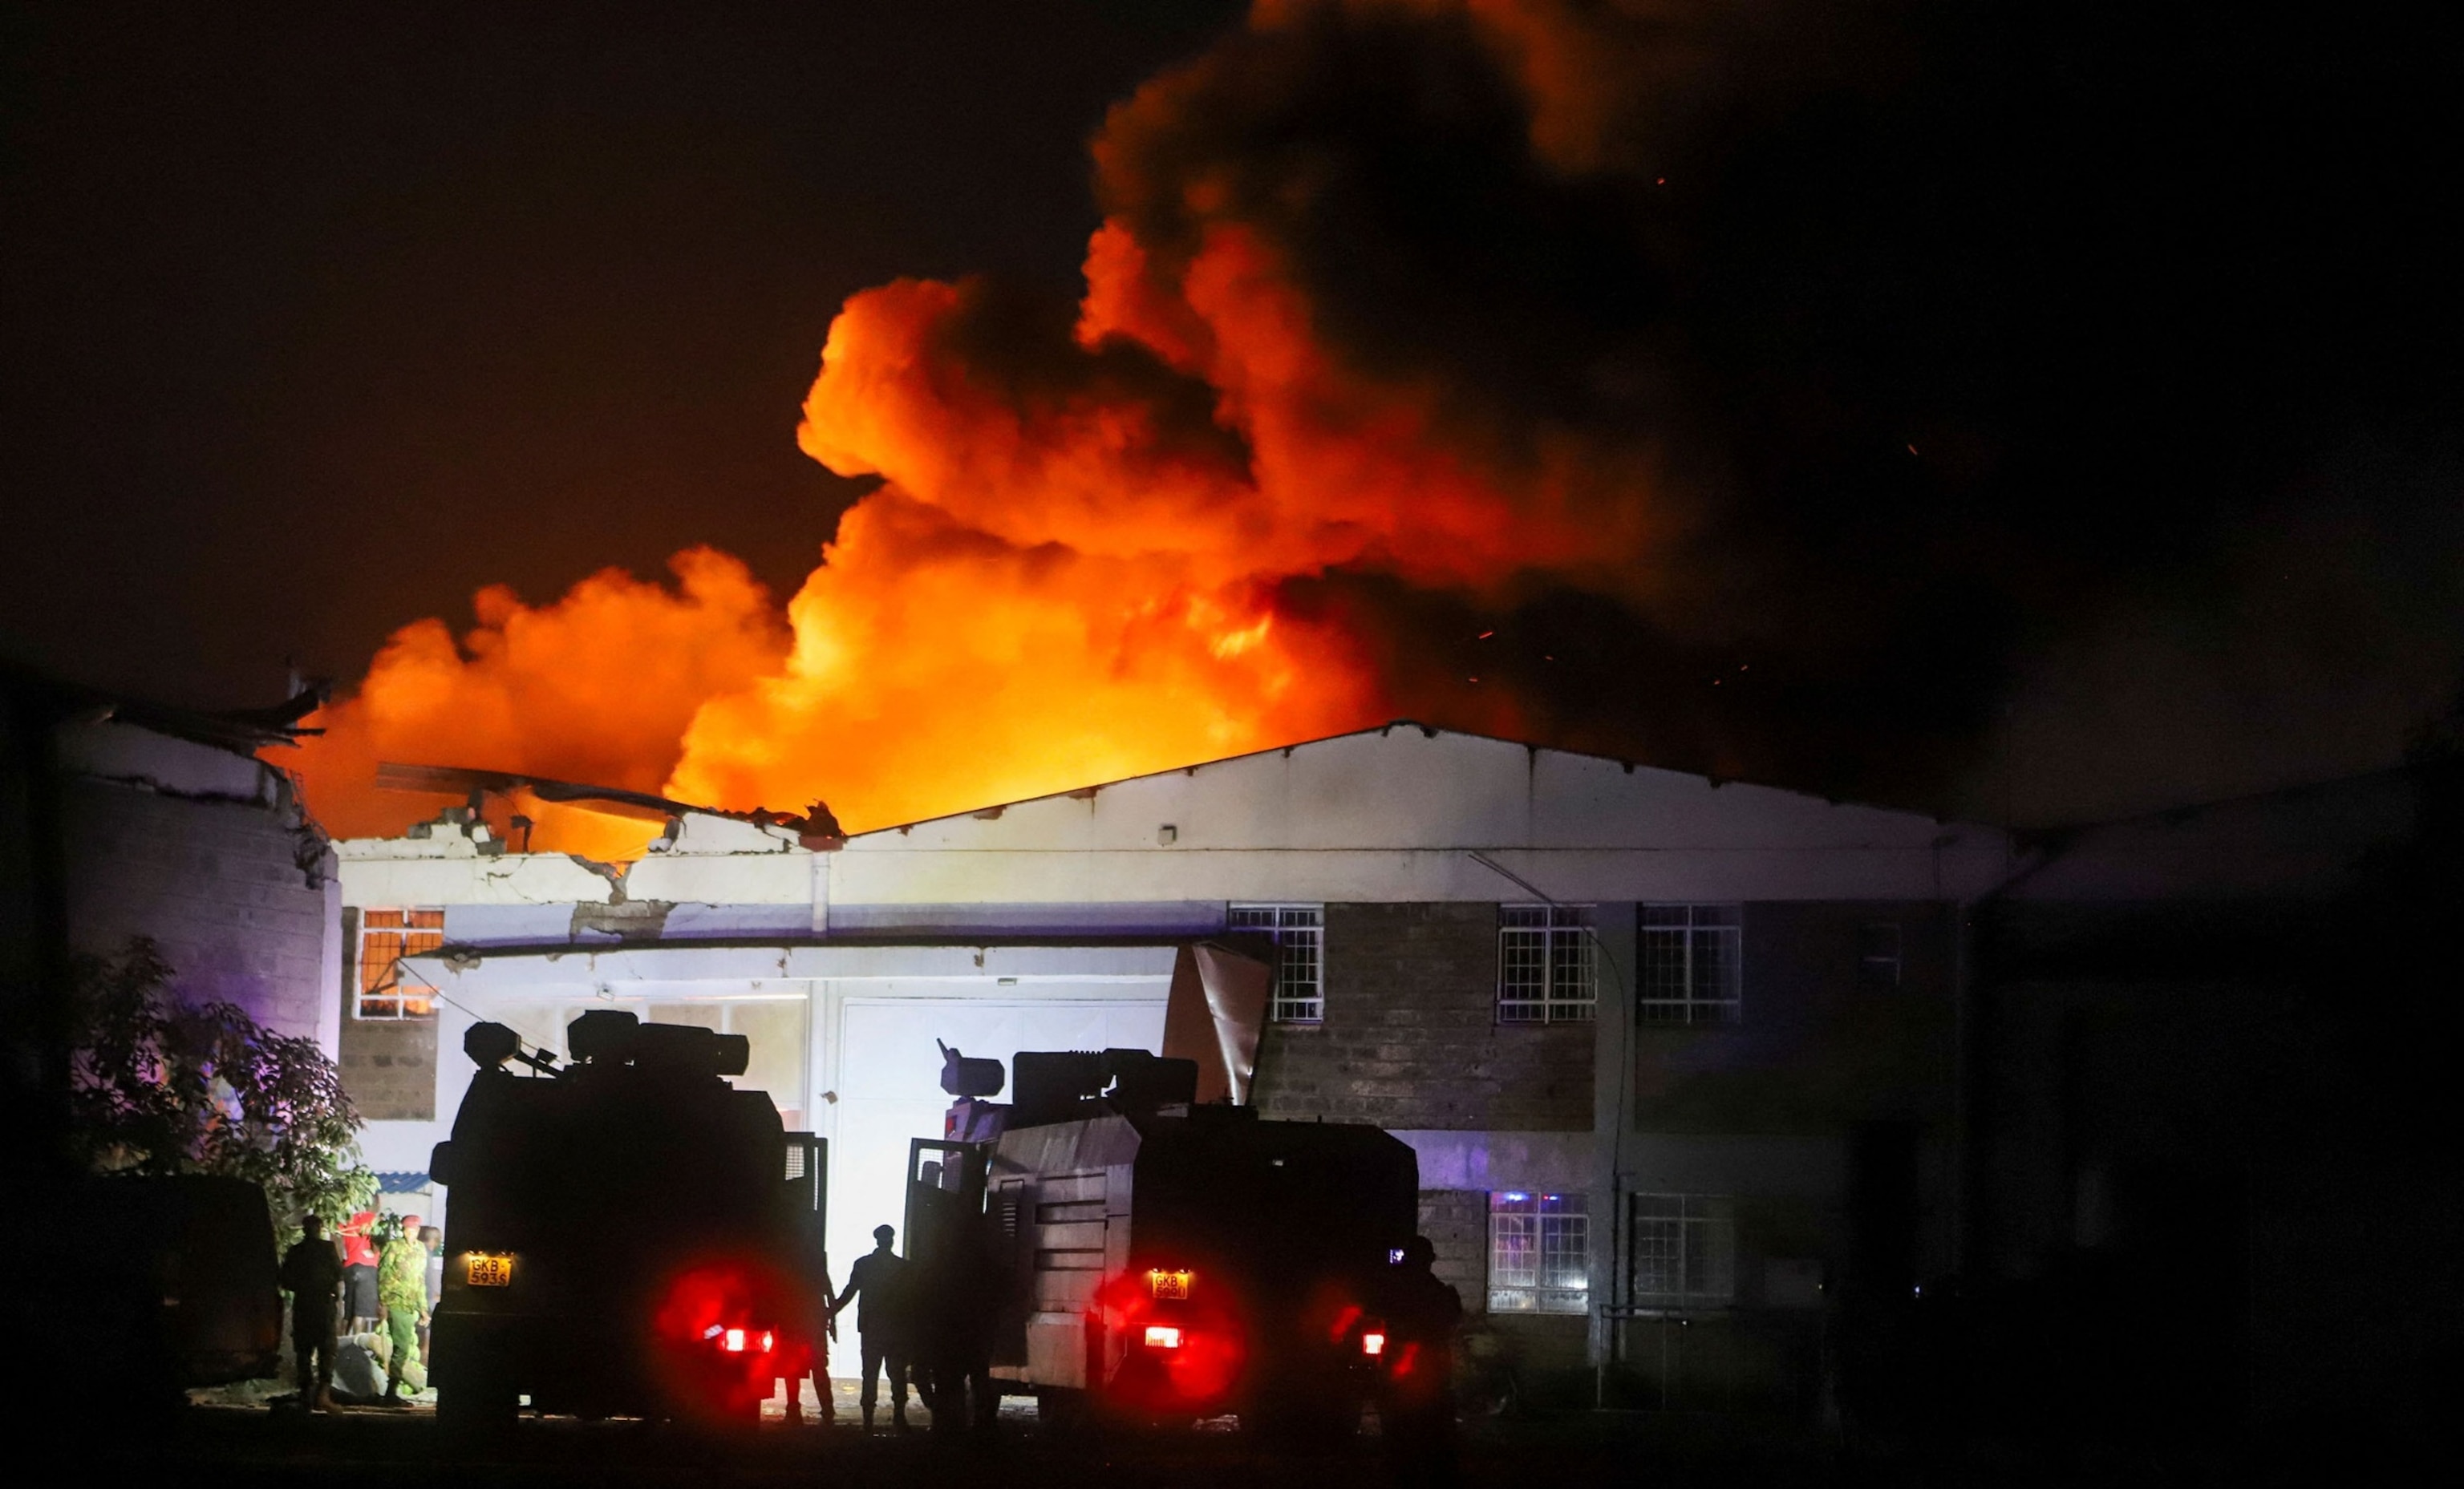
278 1216 343 1412
916 1236 1002 1438
1379 1236 1464 1487
376 1215 427 1406
785 1248 839 1426
833 1224 914 1431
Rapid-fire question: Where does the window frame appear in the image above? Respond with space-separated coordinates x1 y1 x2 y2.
1488 1191 1590 1314
1638 904 1743 1025
1496 904 1596 1024
355 907 444 1021
1227 904 1326 1023
1627 1192 1737 1310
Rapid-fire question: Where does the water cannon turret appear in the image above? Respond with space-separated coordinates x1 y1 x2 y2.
464 1020 558 1073
466 1021 520 1070
1011 1047 1198 1126
562 1009 744 1079
566 1008 640 1063
938 1039 1006 1097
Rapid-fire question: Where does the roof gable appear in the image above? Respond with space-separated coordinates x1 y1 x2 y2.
845 723 2000 856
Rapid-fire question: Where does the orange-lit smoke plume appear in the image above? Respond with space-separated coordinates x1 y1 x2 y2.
290 2 1664 853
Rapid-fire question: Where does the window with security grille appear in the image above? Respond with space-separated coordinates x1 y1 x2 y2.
357 908 444 1019
1639 904 1742 1024
1628 1193 1737 1308
1489 1192 1588 1313
1228 904 1325 1022
1497 904 1595 1023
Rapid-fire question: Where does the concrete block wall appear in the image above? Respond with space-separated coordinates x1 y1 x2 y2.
1253 902 1594 1130
336 907 439 1121
62 777 334 1043
1416 1187 1489 1310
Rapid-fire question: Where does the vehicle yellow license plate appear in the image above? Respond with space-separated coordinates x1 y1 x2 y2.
464 1254 513 1288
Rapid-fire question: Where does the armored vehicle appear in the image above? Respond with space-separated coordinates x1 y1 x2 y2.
428 1010 824 1434
908 1045 1418 1436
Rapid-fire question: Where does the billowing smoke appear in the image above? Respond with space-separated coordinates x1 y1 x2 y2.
294 1 2464 846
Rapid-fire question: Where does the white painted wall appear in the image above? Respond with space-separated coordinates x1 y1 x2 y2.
339 726 2014 921
827 727 2012 906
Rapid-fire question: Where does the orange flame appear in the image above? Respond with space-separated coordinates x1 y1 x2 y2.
290 10 1658 852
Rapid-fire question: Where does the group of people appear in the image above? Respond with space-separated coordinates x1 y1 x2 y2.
795 1221 1001 1435
277 1210 439 1411
276 1205 1462 1464
814 1220 1463 1466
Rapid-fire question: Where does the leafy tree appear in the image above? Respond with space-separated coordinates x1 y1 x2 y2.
67 937 376 1240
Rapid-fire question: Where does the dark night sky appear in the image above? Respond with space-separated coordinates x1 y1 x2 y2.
5 1 2462 826
1 1 1244 698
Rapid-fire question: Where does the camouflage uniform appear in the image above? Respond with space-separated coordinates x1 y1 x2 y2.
377 1229 426 1395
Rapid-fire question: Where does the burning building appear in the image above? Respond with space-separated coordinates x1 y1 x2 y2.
239 0 2464 1437
329 721 2013 1398
318 722 2464 1437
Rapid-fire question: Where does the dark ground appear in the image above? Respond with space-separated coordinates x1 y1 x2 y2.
77 1397 2348 1489
99 1404 1781 1489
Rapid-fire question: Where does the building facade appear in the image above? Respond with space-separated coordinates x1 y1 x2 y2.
332 723 2012 1401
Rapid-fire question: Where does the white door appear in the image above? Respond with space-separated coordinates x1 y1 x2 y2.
827 998 1165 1295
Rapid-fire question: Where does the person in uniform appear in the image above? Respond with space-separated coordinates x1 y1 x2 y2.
916 1234 1003 1438
833 1224 913 1431
1379 1236 1465 1487
415 1224 442 1362
784 1248 838 1426
277 1215 344 1411
376 1214 428 1406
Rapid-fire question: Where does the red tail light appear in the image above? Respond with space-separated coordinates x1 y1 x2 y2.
723 1327 747 1353
1328 1303 1365 1343
1144 1325 1183 1349
1361 1330 1387 1357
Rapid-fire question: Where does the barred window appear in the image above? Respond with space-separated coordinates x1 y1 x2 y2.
1228 904 1325 1022
1497 904 1595 1024
1639 904 1741 1024
1628 1193 1737 1309
1489 1192 1588 1313
358 908 443 1019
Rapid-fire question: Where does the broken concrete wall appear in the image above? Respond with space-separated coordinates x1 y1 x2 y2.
56 720 339 1052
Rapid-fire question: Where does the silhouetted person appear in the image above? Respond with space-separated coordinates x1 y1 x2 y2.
917 1238 1003 1438
278 1216 343 1411
834 1224 913 1430
376 1214 426 1405
339 1208 379 1330
415 1224 441 1362
1378 1236 1463 1487
785 1247 838 1426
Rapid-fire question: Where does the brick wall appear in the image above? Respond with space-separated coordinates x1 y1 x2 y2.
62 778 332 1042
1253 902 1593 1130
336 906 438 1120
